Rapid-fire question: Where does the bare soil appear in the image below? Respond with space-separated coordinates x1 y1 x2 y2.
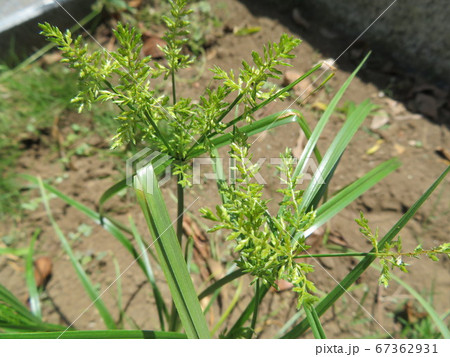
0 0 449 338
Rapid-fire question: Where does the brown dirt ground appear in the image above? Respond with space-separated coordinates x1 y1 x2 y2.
0 0 449 338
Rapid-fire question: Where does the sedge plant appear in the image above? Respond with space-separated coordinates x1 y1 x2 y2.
1 0 449 339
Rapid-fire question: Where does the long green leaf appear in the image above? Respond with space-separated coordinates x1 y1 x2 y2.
304 158 401 237
282 165 450 338
134 165 210 338
304 304 326 339
293 53 370 181
0 330 186 339
98 158 174 225
300 99 376 211
21 174 151 292
25 229 41 318
37 177 116 329
187 64 323 157
129 216 169 330
225 283 268 338
187 110 299 159
0 284 66 332
198 269 245 300
0 248 29 256
296 114 323 163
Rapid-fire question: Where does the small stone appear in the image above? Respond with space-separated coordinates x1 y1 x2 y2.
414 93 438 119
370 110 390 130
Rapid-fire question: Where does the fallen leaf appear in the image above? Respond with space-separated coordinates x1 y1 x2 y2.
128 0 142 7
404 301 427 324
327 231 350 248
311 101 328 112
366 139 384 155
142 34 166 59
233 26 261 36
34 257 52 288
270 279 294 292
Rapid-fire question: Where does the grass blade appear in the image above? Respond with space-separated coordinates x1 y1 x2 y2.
293 53 370 181
300 99 376 211
198 269 245 300
0 284 66 332
225 284 268 338
98 158 174 223
0 330 186 339
21 174 152 292
296 113 323 163
0 248 29 256
211 278 243 336
25 229 42 318
134 165 210 338
187 64 323 156
304 304 326 339
37 177 116 329
187 110 299 159
282 165 450 338
129 216 169 330
304 158 401 237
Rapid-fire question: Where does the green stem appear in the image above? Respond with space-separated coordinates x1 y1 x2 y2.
250 279 260 336
169 175 185 331
293 250 445 260
176 177 184 245
171 68 176 105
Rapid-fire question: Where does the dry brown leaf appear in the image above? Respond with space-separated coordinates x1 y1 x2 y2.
270 279 294 292
405 301 427 324
142 34 166 59
34 257 52 288
128 0 142 8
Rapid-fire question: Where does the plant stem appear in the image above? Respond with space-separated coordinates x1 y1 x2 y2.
171 68 176 105
294 250 445 260
250 279 260 336
176 176 184 245
169 175 185 331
